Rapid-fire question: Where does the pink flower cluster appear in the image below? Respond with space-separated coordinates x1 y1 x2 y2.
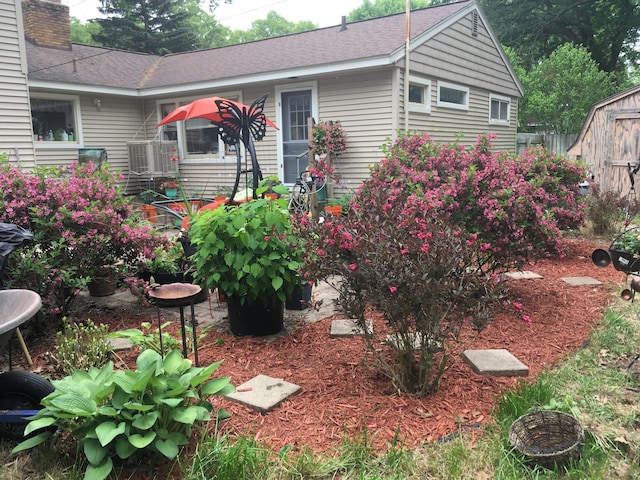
311 121 347 157
0 159 166 319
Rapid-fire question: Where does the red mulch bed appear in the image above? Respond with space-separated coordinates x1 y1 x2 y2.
7 237 626 478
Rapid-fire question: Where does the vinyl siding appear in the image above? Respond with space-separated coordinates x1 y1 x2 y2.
0 0 36 167
400 10 519 152
316 69 395 196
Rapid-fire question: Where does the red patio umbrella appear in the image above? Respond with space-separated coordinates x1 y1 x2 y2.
157 96 278 130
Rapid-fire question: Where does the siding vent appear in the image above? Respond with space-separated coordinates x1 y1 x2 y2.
472 11 478 37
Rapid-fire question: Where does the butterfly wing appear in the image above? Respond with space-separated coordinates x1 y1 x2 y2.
247 94 268 142
214 99 243 145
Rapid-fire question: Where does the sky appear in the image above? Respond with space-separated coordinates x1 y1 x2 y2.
62 0 365 30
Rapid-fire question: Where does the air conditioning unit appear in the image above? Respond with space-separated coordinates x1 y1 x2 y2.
126 140 179 178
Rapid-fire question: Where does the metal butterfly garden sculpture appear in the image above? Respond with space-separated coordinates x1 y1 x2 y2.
215 94 270 203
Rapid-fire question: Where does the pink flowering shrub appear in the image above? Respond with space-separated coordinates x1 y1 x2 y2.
297 201 508 396
296 133 586 395
0 158 167 320
359 133 586 271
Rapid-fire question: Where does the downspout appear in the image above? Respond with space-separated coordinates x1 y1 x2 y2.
403 0 410 133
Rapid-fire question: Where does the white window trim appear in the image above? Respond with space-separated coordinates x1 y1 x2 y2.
437 81 469 111
489 93 511 126
156 91 242 165
31 92 82 148
408 75 431 114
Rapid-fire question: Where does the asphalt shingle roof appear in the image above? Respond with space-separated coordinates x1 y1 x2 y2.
26 1 471 92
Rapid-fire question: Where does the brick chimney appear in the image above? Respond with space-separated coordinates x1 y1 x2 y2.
22 0 71 50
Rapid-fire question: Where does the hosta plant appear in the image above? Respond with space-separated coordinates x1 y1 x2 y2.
12 349 234 480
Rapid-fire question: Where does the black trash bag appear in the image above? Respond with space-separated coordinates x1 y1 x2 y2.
0 223 33 289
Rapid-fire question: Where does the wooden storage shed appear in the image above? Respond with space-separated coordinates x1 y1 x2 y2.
568 85 640 201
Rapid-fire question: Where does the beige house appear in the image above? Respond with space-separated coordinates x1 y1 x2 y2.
1 0 522 197
568 85 640 201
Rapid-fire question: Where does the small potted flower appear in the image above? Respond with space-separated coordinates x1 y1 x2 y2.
160 179 179 198
189 183 302 336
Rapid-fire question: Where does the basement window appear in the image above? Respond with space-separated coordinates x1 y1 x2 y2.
30 94 79 144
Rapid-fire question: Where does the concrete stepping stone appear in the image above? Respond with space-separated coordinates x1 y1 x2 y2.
561 276 603 286
503 271 543 280
330 319 373 338
223 374 301 413
107 337 133 351
462 349 529 377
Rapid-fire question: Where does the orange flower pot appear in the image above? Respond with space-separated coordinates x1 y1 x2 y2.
324 205 342 217
139 204 157 223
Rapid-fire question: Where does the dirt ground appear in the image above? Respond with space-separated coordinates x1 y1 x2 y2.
3 237 628 478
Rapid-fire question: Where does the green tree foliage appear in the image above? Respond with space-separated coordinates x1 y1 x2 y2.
480 0 640 79
347 0 434 21
226 11 317 45
514 43 615 134
69 17 103 46
91 0 228 54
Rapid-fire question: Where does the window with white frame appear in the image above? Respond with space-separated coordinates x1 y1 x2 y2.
437 81 469 110
30 94 80 144
489 94 510 125
158 95 240 164
408 76 431 114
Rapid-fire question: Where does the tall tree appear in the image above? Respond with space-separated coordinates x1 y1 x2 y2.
226 11 317 45
480 0 640 80
347 0 434 21
91 0 231 54
70 17 103 46
513 43 615 134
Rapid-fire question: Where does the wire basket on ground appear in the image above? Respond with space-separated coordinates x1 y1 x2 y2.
508 410 584 469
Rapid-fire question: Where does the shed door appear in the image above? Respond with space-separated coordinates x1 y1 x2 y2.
607 111 640 198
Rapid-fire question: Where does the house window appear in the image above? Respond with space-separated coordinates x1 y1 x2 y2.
489 94 510 125
408 76 431 114
30 94 79 144
437 81 469 110
158 94 241 164
185 118 220 155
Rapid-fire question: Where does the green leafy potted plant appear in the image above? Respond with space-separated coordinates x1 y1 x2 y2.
189 183 302 336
